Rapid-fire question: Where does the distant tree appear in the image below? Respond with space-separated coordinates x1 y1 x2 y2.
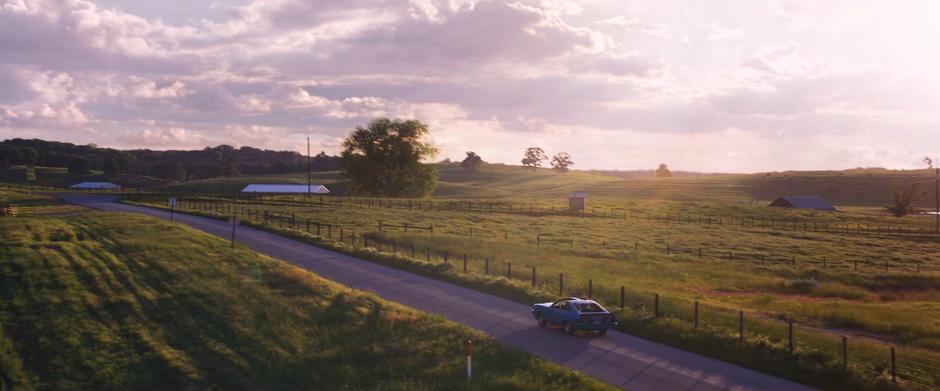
521 147 547 171
461 151 483 172
102 158 120 175
17 147 38 166
550 152 574 174
0 145 22 167
655 163 672 178
886 183 925 217
341 118 439 197
925 156 935 169
67 158 92 175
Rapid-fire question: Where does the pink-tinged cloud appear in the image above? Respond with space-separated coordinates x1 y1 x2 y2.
0 0 938 172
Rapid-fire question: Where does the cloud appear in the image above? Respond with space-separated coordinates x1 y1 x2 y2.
700 22 744 42
0 0 938 171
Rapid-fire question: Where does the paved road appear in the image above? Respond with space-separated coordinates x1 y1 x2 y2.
61 194 814 391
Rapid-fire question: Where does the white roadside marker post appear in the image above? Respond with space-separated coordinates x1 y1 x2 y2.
466 338 473 383
168 197 177 222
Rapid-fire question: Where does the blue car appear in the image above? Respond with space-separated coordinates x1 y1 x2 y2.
531 297 617 335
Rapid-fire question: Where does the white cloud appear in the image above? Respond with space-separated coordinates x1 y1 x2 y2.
0 0 938 170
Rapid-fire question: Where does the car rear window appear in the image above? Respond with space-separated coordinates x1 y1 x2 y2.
574 302 604 312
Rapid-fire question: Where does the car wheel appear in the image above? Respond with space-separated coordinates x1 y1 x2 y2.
563 321 573 335
537 313 546 328
597 328 608 336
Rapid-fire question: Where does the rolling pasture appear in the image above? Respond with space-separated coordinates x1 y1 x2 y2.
0 191 612 390
127 164 940 389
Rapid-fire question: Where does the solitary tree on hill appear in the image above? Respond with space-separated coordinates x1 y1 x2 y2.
461 151 483 172
551 152 574 174
655 163 672 178
521 147 547 171
341 118 439 197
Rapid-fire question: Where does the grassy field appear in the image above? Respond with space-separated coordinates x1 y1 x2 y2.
118 162 940 390
155 163 940 207
125 195 940 390
0 193 613 390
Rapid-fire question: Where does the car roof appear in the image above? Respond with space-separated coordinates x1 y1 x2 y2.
566 299 596 304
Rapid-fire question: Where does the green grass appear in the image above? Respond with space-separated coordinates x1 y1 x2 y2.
0 197 614 390
156 163 940 207
124 194 940 390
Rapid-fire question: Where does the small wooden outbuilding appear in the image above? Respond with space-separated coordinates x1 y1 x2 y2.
569 192 586 211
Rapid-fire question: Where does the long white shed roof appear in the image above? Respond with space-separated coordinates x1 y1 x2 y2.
70 182 122 189
241 184 330 194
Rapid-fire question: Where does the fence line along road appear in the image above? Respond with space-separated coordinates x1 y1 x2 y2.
119 194 940 390
63 193 819 391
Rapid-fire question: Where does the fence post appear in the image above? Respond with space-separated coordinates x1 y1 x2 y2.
654 293 659 317
694 301 699 329
854 260 858 271
411 244 415 258
463 254 467 272
666 243 671 255
559 273 563 295
531 266 536 287
739 311 744 342
588 279 593 299
507 262 512 279
890 346 896 383
620 286 625 311
426 247 431 262
444 251 449 264
788 321 794 354
698 247 702 258
842 336 848 371
485 257 489 275
339 227 343 241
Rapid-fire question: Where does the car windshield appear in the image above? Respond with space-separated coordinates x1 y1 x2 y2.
574 302 605 312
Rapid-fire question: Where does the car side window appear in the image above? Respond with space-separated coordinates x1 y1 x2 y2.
552 300 567 310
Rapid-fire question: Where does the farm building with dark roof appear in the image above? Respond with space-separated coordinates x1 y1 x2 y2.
768 196 836 211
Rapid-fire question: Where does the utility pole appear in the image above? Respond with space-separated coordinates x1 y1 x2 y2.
935 167 938 233
307 137 311 200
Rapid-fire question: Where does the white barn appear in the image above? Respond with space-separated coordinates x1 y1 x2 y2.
241 184 330 194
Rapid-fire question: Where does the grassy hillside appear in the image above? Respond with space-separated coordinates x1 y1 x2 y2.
152 163 940 207
0 199 612 390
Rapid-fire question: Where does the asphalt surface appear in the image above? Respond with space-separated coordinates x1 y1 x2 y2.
61 194 815 391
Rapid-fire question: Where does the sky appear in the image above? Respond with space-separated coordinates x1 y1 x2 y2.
1 0 939 173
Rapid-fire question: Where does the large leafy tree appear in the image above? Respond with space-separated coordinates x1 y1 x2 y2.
886 183 925 217
521 147 547 171
550 152 573 174
655 163 672 178
341 118 439 197
460 151 483 173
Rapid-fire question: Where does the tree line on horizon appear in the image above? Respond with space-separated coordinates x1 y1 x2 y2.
0 139 341 181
